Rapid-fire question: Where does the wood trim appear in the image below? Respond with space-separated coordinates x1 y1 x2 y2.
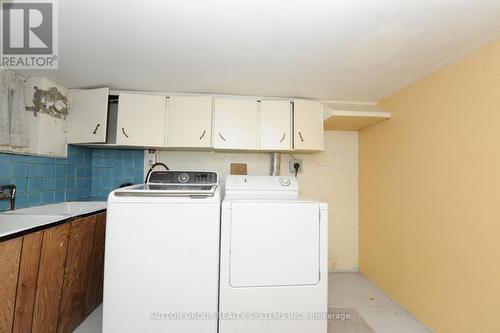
84 212 107 314
0 237 22 333
31 223 71 333
12 231 43 333
57 216 97 333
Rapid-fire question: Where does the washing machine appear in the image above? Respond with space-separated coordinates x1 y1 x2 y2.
103 171 220 333
219 175 328 333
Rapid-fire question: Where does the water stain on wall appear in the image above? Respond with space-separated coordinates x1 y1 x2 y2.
25 86 69 119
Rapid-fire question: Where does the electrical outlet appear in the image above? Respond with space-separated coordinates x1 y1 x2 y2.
289 158 303 173
148 149 156 164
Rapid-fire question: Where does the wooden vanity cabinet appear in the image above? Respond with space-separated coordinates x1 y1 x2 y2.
0 211 106 333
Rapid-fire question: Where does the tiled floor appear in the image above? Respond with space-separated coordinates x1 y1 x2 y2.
328 273 432 333
74 304 102 333
74 273 433 333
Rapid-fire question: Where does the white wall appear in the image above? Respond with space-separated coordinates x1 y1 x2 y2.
156 131 359 272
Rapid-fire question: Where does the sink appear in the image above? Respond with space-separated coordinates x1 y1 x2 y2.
0 214 68 238
0 202 106 239
3 201 106 216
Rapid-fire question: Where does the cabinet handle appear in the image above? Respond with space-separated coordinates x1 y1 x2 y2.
298 131 304 142
199 130 206 140
280 133 286 143
93 123 100 134
122 128 129 138
218 132 226 141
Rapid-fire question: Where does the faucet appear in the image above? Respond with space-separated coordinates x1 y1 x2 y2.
0 184 16 210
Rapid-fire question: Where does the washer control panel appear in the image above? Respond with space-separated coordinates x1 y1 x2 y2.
178 173 189 183
149 171 218 185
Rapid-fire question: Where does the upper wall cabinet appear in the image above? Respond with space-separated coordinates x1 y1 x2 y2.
293 100 324 151
116 93 166 147
213 98 259 150
260 100 292 151
65 88 327 152
165 96 212 148
67 88 109 144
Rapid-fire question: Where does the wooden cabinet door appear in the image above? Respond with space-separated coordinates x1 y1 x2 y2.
32 223 71 333
260 100 292 150
0 237 22 333
68 88 110 144
165 96 213 148
12 231 43 333
84 212 106 314
293 100 324 151
213 98 259 149
57 216 97 333
0 213 105 333
116 93 166 147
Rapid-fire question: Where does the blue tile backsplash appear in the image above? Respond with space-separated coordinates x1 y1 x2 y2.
91 149 145 199
0 146 144 212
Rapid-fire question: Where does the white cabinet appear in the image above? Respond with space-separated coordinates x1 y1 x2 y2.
65 89 326 153
67 87 109 144
165 96 212 148
29 114 67 156
293 100 324 151
259 100 292 150
213 98 259 150
116 93 166 147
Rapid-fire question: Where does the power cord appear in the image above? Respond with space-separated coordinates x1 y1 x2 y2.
145 162 170 183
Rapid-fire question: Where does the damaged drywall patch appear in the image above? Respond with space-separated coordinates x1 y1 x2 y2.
25 86 68 119
21 76 70 156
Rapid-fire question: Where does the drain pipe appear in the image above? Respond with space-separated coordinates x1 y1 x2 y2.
270 152 281 176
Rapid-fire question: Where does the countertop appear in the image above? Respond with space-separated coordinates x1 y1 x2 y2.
0 201 107 241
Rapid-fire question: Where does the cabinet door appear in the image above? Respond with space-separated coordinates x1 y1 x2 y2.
68 88 109 144
116 93 166 147
0 237 22 333
293 100 324 151
32 223 71 333
165 96 212 148
84 212 106 314
213 98 259 149
13 231 43 333
58 216 97 333
260 100 292 150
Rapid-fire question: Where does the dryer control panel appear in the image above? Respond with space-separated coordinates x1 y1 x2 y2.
225 176 299 199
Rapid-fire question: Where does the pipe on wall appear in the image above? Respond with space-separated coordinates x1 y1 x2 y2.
270 152 281 176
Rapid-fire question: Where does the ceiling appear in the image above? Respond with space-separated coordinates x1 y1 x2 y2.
25 0 500 101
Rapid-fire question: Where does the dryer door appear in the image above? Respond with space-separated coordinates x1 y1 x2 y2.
229 202 320 287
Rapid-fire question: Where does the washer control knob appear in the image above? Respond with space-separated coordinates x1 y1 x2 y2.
178 173 189 183
279 177 291 186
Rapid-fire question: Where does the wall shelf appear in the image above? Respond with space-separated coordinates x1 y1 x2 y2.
323 102 391 131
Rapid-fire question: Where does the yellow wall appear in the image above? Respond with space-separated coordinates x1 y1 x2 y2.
360 41 500 333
